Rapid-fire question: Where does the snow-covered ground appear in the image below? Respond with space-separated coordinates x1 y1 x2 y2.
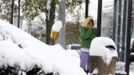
130 62 134 75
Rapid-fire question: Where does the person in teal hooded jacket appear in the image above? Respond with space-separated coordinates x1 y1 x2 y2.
80 16 96 73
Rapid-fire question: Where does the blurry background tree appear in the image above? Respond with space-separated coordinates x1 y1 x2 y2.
0 0 83 45
0 0 17 22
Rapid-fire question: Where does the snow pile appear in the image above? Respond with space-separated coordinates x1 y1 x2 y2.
0 19 86 75
90 37 118 65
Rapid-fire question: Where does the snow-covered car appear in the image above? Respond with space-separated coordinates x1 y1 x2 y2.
66 43 81 54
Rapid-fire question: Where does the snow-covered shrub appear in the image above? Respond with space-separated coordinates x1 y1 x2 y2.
0 19 86 75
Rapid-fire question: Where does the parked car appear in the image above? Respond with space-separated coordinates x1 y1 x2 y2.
66 43 81 54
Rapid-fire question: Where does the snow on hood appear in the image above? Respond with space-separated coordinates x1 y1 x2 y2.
0 19 86 75
90 37 118 65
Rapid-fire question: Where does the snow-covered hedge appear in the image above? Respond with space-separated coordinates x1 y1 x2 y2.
0 20 86 75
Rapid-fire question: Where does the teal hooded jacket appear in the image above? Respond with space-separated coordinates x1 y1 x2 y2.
80 27 96 48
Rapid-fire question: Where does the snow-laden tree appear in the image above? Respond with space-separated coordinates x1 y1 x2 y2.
0 0 18 22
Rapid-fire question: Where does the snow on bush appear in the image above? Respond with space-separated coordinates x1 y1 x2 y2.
0 19 86 75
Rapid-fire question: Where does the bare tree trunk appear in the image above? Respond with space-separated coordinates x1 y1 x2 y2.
46 0 56 45
10 0 14 24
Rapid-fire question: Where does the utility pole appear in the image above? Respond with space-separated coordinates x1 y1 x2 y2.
57 0 65 47
85 0 89 18
113 0 117 41
97 0 102 36
122 0 127 62
126 0 132 74
117 0 122 61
